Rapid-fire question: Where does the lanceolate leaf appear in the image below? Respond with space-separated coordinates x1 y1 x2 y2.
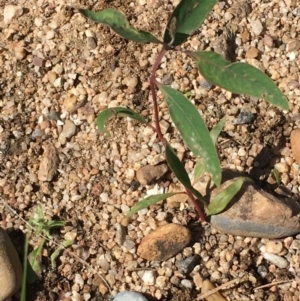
193 158 205 182
158 84 221 186
163 0 217 46
190 51 289 110
166 143 206 205
126 193 181 217
165 143 192 188
97 107 148 135
210 117 225 145
28 238 46 278
207 178 244 215
79 9 162 44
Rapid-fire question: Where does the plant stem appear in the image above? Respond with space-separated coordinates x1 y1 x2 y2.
150 45 207 222
185 189 206 222
150 46 167 143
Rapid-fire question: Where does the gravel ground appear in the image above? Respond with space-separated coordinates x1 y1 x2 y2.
1 0 300 300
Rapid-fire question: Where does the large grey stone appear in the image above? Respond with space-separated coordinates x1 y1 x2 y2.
0 228 22 300
210 171 300 238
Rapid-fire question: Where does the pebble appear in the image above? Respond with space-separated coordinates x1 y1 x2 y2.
181 279 194 289
58 120 76 145
250 19 263 36
265 241 283 254
262 252 289 268
176 255 200 274
290 239 300 250
113 291 149 301
290 129 300 165
210 171 300 238
115 223 126 246
3 5 23 25
245 47 259 58
235 110 255 124
0 228 22 300
38 143 59 181
137 223 191 261
136 164 168 185
137 270 156 285
201 280 227 301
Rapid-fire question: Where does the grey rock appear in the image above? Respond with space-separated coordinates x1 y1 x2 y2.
210 171 300 238
0 228 22 300
113 291 148 301
176 255 200 274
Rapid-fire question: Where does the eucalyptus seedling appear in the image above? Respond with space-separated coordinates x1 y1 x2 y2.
79 0 288 221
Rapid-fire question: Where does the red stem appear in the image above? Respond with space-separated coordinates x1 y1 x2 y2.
185 189 206 222
149 45 206 222
150 47 167 143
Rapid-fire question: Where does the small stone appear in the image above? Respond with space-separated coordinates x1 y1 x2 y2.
245 47 259 58
263 34 273 47
38 143 58 181
193 273 203 289
262 252 289 268
166 183 189 208
136 164 168 185
210 170 300 238
114 223 126 246
0 228 22 300
58 120 76 145
251 19 263 36
290 240 300 250
98 254 110 270
137 270 156 285
181 279 193 289
122 77 138 88
4 5 23 25
265 241 283 254
290 129 300 165
274 162 289 173
137 223 191 261
236 110 255 124
113 291 148 301
176 255 200 274
63 94 77 112
201 280 227 301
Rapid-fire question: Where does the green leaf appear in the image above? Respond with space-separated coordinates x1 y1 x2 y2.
97 107 148 135
190 51 289 110
158 84 221 186
28 238 46 278
271 168 281 185
207 178 244 215
79 8 162 44
210 117 225 145
126 193 181 217
165 143 192 188
193 158 205 181
166 143 206 205
51 240 74 269
164 0 217 46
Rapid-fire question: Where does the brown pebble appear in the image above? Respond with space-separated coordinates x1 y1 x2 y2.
137 223 191 261
290 129 300 165
38 143 58 181
263 34 273 47
265 241 283 254
136 164 168 185
245 47 259 58
201 280 227 301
